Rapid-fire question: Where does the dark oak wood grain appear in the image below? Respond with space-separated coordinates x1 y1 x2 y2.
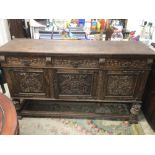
0 39 154 55
0 39 155 123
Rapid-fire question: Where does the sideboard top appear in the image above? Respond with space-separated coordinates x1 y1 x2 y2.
0 39 155 56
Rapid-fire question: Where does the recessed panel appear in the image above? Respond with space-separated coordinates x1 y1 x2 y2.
15 72 44 93
57 73 93 95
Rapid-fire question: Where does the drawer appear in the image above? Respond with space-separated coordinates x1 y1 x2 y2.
52 56 99 68
102 58 150 69
2 56 48 67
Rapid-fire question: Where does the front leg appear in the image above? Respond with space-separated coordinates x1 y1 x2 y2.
129 103 141 124
13 99 24 120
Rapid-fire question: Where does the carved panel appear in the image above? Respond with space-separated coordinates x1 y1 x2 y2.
105 59 147 68
6 56 46 66
52 57 98 68
14 72 44 93
107 75 135 96
57 73 93 95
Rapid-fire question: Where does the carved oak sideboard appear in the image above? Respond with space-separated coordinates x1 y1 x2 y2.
0 39 154 123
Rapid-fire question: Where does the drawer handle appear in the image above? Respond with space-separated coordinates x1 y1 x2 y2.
147 58 153 65
0 56 5 62
99 58 105 64
46 57 51 63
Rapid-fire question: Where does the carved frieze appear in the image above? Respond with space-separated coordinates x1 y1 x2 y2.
15 72 44 93
57 73 93 95
105 59 147 68
52 58 98 68
6 56 46 66
107 75 134 96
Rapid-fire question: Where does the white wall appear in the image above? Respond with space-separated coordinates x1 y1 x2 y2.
127 19 155 42
127 19 143 34
0 19 11 97
0 19 11 46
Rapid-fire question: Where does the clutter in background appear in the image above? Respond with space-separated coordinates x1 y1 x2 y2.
127 20 155 45
29 19 130 41
139 20 155 46
140 21 154 40
30 19 109 40
128 31 140 42
110 20 123 41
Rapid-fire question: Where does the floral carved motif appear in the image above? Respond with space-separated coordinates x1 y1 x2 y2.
105 59 147 68
16 72 44 93
7 57 46 65
107 75 134 96
57 73 93 95
52 58 98 68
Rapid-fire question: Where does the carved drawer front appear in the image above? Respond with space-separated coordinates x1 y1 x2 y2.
5 68 49 97
103 58 149 69
3 56 46 67
104 70 142 100
52 57 99 68
53 69 98 99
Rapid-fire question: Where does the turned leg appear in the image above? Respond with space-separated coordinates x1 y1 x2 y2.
16 120 20 135
129 103 141 124
17 115 23 120
13 99 24 120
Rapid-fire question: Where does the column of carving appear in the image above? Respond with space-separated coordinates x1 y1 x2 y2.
53 70 59 98
49 69 55 98
97 58 105 100
129 103 141 124
97 70 103 100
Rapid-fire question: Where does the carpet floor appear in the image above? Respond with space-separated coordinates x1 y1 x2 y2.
1 85 155 135
19 118 143 135
19 115 150 135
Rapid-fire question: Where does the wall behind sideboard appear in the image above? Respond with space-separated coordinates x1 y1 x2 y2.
127 19 155 42
0 19 11 46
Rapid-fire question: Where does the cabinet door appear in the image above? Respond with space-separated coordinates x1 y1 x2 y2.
103 70 143 100
4 68 49 97
53 69 98 99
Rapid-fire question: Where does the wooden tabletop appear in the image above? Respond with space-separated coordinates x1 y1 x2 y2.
0 39 155 56
0 93 17 135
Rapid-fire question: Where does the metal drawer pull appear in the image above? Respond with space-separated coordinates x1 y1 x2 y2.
0 56 5 62
147 58 153 65
99 58 105 64
46 57 51 63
